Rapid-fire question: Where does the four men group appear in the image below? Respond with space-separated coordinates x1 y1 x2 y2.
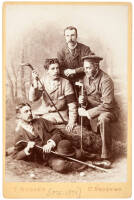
12 26 119 173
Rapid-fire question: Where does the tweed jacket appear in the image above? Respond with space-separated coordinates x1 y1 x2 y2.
57 42 91 82
13 118 63 160
29 76 77 124
81 69 119 119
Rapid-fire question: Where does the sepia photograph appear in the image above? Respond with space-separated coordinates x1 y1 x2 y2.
3 2 132 198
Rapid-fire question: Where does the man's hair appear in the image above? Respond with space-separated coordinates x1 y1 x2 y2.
44 58 60 70
16 103 31 114
84 62 100 68
64 26 77 37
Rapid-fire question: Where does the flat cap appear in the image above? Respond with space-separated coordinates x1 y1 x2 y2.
81 54 103 63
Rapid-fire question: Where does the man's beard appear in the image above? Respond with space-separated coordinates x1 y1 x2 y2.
51 74 60 80
27 116 33 122
87 71 95 78
86 67 99 79
67 41 76 47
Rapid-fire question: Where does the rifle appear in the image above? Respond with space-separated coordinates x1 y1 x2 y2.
6 140 108 172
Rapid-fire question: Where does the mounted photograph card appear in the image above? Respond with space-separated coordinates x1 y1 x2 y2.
3 2 132 198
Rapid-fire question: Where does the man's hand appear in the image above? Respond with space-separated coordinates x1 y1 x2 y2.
64 69 76 77
32 70 39 80
24 141 35 155
78 107 91 119
43 141 55 153
32 70 39 88
78 95 85 105
66 122 75 132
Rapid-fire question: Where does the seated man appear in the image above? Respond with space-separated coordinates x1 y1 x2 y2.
78 54 119 166
29 58 77 132
13 103 85 173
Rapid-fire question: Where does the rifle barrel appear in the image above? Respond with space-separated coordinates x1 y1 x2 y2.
16 140 108 172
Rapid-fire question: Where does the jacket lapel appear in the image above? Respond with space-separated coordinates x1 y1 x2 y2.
73 43 81 58
64 43 80 60
84 76 96 95
32 119 44 142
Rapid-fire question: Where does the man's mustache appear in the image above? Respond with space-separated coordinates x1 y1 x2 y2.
86 70 96 76
68 40 74 43
53 73 59 76
28 115 33 119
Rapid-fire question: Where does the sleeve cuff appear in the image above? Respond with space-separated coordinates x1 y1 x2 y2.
72 69 76 74
24 147 31 156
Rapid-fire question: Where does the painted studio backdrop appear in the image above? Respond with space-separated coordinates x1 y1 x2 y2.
5 4 128 172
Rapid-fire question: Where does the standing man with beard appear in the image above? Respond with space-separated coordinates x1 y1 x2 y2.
78 54 119 166
57 26 93 95
29 58 77 132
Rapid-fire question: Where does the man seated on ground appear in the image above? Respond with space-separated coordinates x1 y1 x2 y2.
29 58 77 132
78 54 119 167
12 103 85 173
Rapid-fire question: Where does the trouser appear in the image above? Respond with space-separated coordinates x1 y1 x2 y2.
19 140 78 173
97 112 118 159
48 156 72 173
48 153 85 173
23 150 72 173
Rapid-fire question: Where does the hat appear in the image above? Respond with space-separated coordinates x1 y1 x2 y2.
56 140 75 157
81 54 103 63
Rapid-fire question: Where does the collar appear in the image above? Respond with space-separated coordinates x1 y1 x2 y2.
64 42 80 54
16 119 35 135
67 42 77 51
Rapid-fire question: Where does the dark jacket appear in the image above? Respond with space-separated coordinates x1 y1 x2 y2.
57 42 91 82
13 118 63 161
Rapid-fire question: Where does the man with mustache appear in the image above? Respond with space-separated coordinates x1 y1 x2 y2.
29 58 77 132
57 26 93 95
13 103 84 173
78 54 119 167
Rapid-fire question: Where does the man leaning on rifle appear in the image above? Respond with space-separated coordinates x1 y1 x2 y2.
78 54 119 167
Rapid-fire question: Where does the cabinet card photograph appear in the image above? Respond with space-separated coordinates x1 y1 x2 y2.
3 2 132 198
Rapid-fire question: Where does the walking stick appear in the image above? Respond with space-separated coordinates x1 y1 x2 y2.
80 85 84 153
75 82 84 153
20 63 67 125
15 140 108 172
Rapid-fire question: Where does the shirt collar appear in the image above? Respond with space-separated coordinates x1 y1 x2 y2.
67 42 77 51
16 119 34 135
